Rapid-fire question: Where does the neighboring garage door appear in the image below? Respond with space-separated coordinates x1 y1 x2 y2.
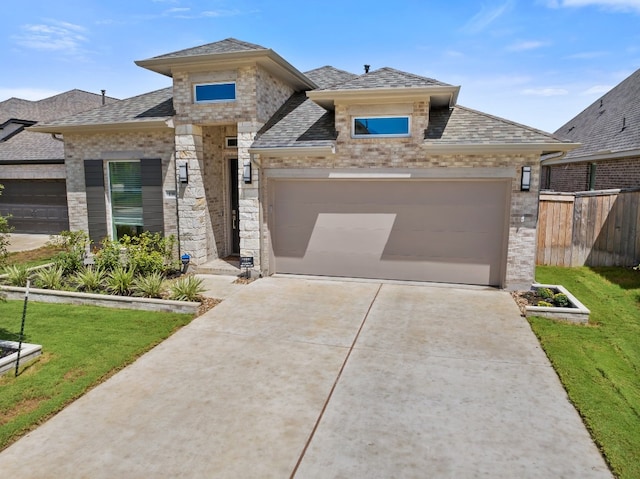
270 179 510 286
0 180 69 234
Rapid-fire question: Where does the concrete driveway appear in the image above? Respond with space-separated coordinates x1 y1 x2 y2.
0 277 611 478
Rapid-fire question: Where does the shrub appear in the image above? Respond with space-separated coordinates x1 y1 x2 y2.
538 287 555 300
93 238 123 272
3 264 30 287
168 275 205 302
553 293 570 307
34 266 65 290
51 230 90 275
107 267 135 296
117 232 179 276
537 301 554 307
133 272 166 298
73 266 106 293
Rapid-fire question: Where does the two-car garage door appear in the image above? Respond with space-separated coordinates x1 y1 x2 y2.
269 179 510 286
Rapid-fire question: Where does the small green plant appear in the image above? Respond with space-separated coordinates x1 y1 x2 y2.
73 266 107 293
2 264 30 287
537 300 554 307
93 238 123 272
107 267 135 295
168 275 205 302
553 293 570 307
34 266 65 290
538 287 555 299
133 272 166 298
51 230 90 275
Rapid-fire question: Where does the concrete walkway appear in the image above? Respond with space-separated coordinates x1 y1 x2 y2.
0 277 611 478
5 234 51 253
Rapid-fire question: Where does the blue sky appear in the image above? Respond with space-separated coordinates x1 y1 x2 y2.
1 0 639 133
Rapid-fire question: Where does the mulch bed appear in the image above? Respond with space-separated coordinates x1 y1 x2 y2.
0 345 18 360
196 297 222 316
511 290 551 316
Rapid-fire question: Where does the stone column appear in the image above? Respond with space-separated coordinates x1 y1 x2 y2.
175 123 208 265
237 121 262 272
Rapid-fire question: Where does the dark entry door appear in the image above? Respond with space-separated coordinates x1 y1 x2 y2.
229 159 240 255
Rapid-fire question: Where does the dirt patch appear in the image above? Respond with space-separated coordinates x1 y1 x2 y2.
0 398 42 426
233 276 255 285
6 244 63 266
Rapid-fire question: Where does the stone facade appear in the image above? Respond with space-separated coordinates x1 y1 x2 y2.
542 157 640 192
63 129 176 237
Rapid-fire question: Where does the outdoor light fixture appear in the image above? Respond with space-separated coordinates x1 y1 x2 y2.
243 159 252 184
521 166 531 191
178 163 188 183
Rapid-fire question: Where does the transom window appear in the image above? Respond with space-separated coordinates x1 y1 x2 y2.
352 116 410 137
194 82 236 103
108 161 143 239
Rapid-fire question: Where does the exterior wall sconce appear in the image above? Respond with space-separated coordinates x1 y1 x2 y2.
243 159 252 184
521 166 531 191
178 163 188 183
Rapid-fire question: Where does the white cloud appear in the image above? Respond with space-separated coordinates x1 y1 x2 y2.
507 40 549 51
12 20 88 53
547 0 640 12
566 51 608 59
522 87 569 96
461 1 514 33
0 87 62 102
582 85 613 95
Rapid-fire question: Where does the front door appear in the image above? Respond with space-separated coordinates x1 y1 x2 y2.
229 158 240 255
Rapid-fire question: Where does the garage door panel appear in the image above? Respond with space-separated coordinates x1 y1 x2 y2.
270 179 508 286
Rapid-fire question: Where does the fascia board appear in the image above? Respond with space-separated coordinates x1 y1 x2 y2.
28 120 173 134
307 86 461 108
542 148 640 165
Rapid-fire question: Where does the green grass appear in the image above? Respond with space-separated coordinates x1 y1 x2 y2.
529 266 640 479
0 300 193 451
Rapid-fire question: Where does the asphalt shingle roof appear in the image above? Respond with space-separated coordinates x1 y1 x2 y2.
252 93 336 149
0 89 117 162
426 105 565 145
146 38 268 60
554 68 640 160
317 67 452 91
304 66 358 89
34 88 174 129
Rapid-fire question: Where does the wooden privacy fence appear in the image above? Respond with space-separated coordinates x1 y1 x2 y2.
537 188 640 267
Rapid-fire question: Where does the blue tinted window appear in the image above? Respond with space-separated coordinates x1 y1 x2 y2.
353 116 410 136
194 83 236 103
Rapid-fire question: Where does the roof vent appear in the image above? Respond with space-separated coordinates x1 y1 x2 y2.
364 64 370 74
622 117 626 131
599 99 603 108
101 89 106 106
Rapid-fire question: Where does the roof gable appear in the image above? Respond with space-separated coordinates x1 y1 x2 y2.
146 38 268 61
554 68 640 160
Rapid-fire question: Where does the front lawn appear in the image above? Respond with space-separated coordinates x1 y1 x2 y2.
0 300 192 451
529 266 640 479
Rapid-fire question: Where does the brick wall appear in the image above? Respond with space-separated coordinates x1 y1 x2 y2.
543 157 640 192
0 163 65 180
63 129 176 236
259 123 541 290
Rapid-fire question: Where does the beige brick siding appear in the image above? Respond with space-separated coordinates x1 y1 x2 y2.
542 157 640 192
63 129 176 237
256 67 295 123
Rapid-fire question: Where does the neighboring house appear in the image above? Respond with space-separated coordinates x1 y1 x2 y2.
542 68 640 192
0 90 118 233
31 38 577 289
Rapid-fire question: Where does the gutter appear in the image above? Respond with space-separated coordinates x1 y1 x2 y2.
541 147 640 166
